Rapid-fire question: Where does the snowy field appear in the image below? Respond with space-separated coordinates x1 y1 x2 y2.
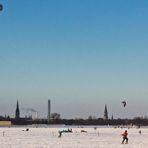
0 126 148 148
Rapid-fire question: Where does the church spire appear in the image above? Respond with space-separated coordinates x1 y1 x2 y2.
15 100 20 119
104 104 108 120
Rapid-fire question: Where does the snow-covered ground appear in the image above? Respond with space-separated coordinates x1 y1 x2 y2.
0 126 148 148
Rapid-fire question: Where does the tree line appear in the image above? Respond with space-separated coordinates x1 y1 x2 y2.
0 115 148 126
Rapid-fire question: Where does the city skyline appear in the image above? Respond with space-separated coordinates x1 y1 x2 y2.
0 0 148 119
1 99 123 120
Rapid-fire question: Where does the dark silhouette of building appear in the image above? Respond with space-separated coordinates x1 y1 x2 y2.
104 104 108 120
15 100 20 120
111 114 114 120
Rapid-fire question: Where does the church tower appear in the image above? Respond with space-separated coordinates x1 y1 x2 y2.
104 104 108 120
15 100 20 119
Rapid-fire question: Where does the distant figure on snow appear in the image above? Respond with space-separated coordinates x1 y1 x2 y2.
58 131 62 138
121 130 128 144
58 128 73 138
81 130 87 133
22 128 29 132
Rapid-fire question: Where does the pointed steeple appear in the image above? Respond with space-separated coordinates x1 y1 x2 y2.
104 104 108 120
15 100 20 119
111 114 114 120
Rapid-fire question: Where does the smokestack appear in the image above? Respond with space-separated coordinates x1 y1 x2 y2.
48 99 51 123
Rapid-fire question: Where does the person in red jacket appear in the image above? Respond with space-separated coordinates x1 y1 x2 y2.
121 130 128 144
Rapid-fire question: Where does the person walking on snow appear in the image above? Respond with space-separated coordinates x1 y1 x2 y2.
121 130 128 144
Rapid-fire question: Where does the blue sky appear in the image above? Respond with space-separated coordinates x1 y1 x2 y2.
0 0 148 119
